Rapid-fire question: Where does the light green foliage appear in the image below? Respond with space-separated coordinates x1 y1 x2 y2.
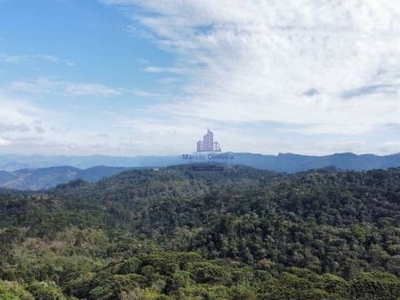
0 280 33 300
28 281 66 300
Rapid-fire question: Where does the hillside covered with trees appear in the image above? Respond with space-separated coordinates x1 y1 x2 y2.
1 165 400 299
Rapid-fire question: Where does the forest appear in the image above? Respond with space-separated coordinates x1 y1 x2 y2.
1 164 400 299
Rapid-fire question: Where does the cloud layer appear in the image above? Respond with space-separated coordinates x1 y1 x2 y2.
92 0 400 155
1 1 400 155
11 78 122 97
103 0 400 134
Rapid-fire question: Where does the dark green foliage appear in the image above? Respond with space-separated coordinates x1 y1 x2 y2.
1 165 400 299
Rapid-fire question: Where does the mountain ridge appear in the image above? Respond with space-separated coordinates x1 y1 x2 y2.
1 152 400 190
0 165 133 190
1 151 400 171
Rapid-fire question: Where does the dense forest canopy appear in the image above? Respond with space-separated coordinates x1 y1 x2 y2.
1 165 400 299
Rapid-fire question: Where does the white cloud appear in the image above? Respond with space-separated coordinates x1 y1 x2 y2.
0 137 11 146
144 66 186 74
11 78 122 97
1 54 65 64
4 55 30 63
36 54 59 62
0 93 53 150
120 87 167 98
0 90 133 155
0 122 30 133
101 0 400 140
0 93 43 124
379 141 400 154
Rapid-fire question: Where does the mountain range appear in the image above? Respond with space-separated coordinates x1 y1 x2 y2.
1 151 400 190
0 166 130 190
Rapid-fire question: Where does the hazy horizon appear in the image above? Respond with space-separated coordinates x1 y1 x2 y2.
1 150 400 159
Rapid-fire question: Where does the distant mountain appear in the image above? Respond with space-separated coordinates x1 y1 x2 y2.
1 152 400 190
221 152 400 172
0 154 180 171
0 166 131 190
2 152 400 172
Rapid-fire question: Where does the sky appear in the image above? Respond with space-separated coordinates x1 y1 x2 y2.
0 0 400 156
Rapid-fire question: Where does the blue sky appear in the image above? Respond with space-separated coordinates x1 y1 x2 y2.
0 0 399 156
